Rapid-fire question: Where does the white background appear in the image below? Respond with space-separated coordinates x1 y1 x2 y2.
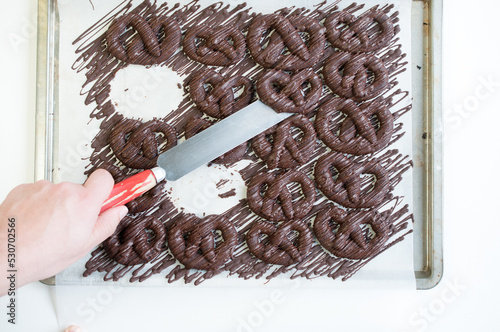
0 0 498 331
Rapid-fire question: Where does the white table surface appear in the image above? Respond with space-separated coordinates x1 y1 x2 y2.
0 0 498 331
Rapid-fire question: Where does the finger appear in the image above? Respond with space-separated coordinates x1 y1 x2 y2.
89 205 128 246
83 169 115 205
64 325 83 332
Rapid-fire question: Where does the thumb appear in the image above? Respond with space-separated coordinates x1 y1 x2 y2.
83 169 115 206
90 205 128 246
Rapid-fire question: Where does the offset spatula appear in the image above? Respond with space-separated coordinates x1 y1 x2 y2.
100 101 292 213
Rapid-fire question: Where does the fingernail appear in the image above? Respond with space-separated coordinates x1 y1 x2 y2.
119 206 128 219
65 325 82 332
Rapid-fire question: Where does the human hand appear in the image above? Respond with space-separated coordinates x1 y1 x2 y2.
64 325 83 332
0 169 127 296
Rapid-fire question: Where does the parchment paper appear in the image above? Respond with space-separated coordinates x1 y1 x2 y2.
54 0 415 290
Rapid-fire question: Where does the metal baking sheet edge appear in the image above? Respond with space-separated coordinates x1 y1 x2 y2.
35 0 443 290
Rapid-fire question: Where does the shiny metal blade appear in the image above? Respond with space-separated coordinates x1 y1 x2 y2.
157 101 292 181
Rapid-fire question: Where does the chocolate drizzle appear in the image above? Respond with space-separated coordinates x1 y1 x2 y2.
257 68 323 114
315 97 394 155
247 169 316 222
314 203 390 259
106 12 182 65
323 51 389 101
167 214 238 270
72 0 413 285
252 114 317 169
324 7 396 53
188 68 254 119
314 151 390 208
247 220 313 266
109 118 177 169
102 215 167 266
246 14 326 71
183 25 246 66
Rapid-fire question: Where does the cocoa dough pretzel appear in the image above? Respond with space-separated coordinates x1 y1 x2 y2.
247 14 326 71
313 203 390 259
106 13 181 65
323 51 388 102
189 69 254 119
184 115 247 165
167 214 238 271
324 9 395 53
110 118 177 169
315 98 394 155
183 25 246 66
103 216 167 266
257 69 322 114
246 220 313 266
314 151 390 208
252 114 317 169
247 170 316 222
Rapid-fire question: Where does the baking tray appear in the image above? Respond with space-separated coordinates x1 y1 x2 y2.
35 0 443 289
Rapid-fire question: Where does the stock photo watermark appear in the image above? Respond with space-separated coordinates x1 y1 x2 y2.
236 279 301 332
8 14 37 53
443 73 500 142
408 277 466 331
57 127 99 179
5 217 17 325
75 284 124 323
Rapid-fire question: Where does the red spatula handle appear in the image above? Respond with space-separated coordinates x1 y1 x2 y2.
100 167 166 214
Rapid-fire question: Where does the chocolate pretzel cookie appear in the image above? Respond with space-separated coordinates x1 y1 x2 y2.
323 51 388 101
247 170 316 222
313 204 390 260
168 214 238 271
247 14 326 71
252 114 316 169
110 118 177 169
189 69 253 119
183 25 246 66
314 152 390 209
257 69 322 114
315 98 394 155
324 9 395 53
106 13 181 65
184 115 247 164
103 215 166 266
247 220 313 266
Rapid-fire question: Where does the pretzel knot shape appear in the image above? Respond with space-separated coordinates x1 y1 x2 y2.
252 114 317 169
102 163 166 214
314 152 389 208
313 204 390 259
185 116 247 165
324 9 395 53
189 69 254 119
247 14 326 71
167 214 238 270
247 170 316 222
106 13 181 65
183 25 246 66
110 118 177 169
323 51 388 102
315 98 394 155
103 216 166 266
247 220 313 265
257 69 323 114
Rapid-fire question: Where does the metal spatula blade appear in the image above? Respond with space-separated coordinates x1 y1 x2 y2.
100 101 292 213
158 101 292 181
